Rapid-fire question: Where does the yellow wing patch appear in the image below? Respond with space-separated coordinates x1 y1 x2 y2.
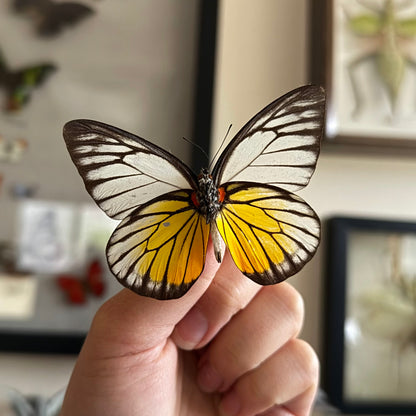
216 182 320 285
107 190 210 299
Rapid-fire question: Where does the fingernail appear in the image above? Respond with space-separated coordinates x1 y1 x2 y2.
175 307 208 349
197 361 223 392
220 390 240 416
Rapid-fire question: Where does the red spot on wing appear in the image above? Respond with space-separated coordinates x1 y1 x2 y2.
218 187 226 203
191 191 199 208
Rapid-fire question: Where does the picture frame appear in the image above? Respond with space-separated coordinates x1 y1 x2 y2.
0 201 123 354
0 0 219 354
324 217 416 414
310 0 416 151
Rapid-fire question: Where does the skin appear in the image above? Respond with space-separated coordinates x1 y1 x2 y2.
60 243 319 416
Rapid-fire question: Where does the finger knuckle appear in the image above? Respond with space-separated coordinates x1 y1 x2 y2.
245 373 274 404
269 284 305 336
290 339 320 386
220 337 249 374
286 287 305 334
211 275 252 314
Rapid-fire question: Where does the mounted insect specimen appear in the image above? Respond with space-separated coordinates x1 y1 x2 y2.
11 0 95 38
358 234 416 387
0 49 57 112
346 0 416 119
0 135 28 163
63 85 325 300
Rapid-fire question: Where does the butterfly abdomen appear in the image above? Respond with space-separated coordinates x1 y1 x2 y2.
193 169 224 224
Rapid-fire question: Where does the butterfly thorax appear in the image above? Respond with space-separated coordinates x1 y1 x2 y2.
193 168 223 224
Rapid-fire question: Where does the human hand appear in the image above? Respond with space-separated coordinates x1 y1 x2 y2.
60 243 319 416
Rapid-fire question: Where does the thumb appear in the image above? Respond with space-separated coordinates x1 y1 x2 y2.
84 241 221 356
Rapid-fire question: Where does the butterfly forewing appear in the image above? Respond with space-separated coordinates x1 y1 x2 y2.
212 85 325 192
63 120 197 220
215 182 320 284
106 190 210 299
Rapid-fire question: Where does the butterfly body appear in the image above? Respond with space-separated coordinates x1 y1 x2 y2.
193 169 223 224
63 85 325 299
191 169 226 263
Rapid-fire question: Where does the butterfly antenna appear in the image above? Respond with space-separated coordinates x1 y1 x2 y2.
209 124 232 171
182 136 210 163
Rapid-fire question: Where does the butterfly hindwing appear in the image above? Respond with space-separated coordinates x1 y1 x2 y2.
215 182 320 285
63 120 197 220
212 85 325 192
106 190 210 299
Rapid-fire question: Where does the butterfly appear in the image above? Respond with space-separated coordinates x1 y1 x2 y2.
0 135 28 163
0 50 57 112
12 0 94 38
57 259 106 304
63 85 325 300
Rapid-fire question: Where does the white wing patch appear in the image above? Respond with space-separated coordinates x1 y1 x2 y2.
214 86 325 192
63 120 194 220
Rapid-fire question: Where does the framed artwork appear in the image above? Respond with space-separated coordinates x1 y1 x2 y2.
325 217 416 414
0 201 119 354
311 0 416 150
0 0 218 354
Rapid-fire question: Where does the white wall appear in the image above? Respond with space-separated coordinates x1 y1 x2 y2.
211 0 416 358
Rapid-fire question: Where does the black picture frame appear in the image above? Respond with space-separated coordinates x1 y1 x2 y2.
324 217 416 414
0 0 219 355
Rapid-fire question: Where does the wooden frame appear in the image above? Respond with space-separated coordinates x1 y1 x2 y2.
310 0 416 152
324 217 416 414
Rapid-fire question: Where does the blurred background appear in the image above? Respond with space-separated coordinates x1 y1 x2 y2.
0 0 416 413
